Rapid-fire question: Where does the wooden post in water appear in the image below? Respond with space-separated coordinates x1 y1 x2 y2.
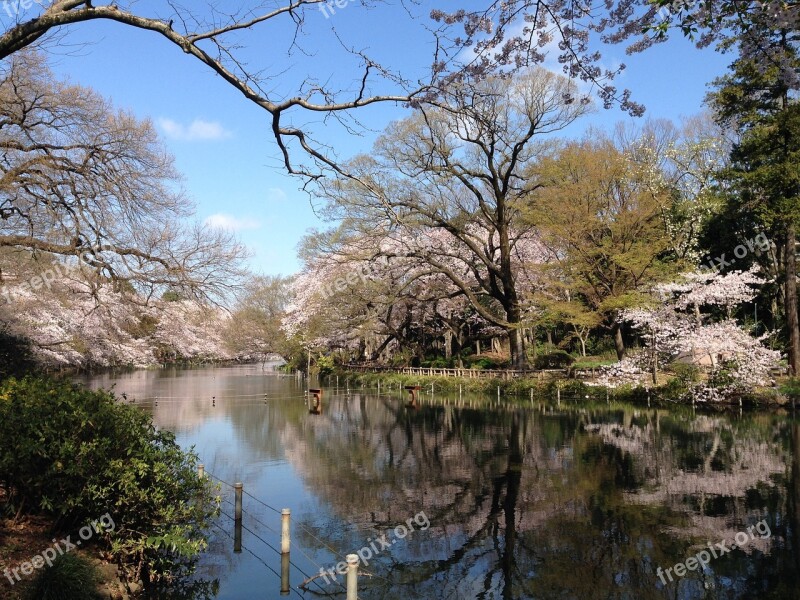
198 464 205 479
281 509 291 554
346 554 359 600
405 386 421 409
234 483 243 554
309 389 323 415
234 483 243 522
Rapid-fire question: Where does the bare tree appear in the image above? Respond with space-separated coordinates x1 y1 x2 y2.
224 275 293 361
317 69 588 369
0 1 794 189
0 51 247 302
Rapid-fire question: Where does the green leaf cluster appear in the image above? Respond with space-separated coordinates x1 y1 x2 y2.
0 376 218 589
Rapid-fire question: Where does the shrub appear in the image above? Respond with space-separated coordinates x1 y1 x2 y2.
27 553 100 600
316 354 335 377
666 362 701 385
534 350 575 369
0 376 218 591
779 377 800 397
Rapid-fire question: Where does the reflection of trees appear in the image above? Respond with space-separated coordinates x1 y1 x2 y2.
89 367 800 599
252 397 796 599
794 422 800 577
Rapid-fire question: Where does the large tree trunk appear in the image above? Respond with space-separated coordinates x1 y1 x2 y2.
613 322 626 361
508 327 527 370
786 224 800 375
506 303 528 369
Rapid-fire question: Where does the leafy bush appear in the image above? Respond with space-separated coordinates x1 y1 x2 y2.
315 354 335 377
666 362 701 385
534 350 575 369
27 553 100 600
708 360 740 389
421 357 451 368
0 376 218 591
779 377 800 397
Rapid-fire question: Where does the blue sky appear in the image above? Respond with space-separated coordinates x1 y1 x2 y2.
30 2 733 277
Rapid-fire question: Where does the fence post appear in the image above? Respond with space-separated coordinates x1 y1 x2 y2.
281 509 291 554
233 482 243 554
198 464 205 479
346 554 359 600
234 483 243 523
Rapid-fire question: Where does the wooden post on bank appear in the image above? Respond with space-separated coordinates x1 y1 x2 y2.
198 464 205 479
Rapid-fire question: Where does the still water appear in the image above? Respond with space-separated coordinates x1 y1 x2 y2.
80 364 800 600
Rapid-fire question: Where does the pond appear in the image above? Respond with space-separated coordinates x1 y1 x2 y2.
79 364 800 600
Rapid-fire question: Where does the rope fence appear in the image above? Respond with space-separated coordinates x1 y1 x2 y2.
203 467 359 597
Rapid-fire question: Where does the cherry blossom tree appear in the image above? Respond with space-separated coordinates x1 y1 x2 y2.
597 266 782 399
282 223 543 365
315 70 580 368
0 252 233 368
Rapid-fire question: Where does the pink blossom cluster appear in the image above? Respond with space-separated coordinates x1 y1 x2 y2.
599 268 782 399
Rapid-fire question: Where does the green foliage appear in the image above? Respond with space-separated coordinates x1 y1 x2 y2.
572 355 618 369
0 376 218 589
315 354 335 377
421 356 452 368
666 362 701 385
661 376 690 399
161 290 183 302
467 355 508 370
708 360 740 389
28 553 100 600
779 377 800 397
534 350 575 369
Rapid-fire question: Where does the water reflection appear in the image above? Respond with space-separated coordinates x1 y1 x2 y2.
81 366 800 599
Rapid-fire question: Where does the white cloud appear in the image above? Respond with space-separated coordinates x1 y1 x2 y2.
158 118 233 141
203 213 260 231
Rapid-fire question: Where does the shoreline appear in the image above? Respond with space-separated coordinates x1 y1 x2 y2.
332 369 798 412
